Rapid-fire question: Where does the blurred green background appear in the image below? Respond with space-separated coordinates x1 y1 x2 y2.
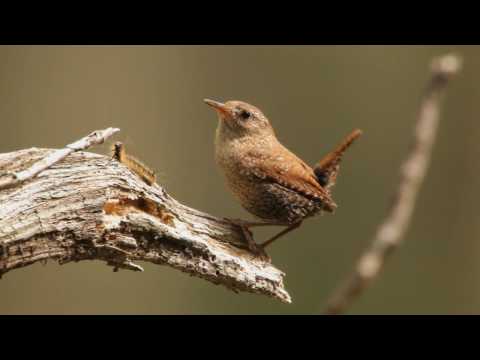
0 46 478 314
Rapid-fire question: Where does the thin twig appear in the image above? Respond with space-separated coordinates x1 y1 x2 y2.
0 127 119 190
323 54 462 315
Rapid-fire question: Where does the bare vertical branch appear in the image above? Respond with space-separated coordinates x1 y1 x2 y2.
324 54 462 315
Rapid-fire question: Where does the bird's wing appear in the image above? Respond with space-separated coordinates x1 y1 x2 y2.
246 146 337 212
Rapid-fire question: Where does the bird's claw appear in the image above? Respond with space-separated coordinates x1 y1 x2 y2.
228 218 271 262
238 225 271 262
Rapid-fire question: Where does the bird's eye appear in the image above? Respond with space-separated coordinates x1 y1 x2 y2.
238 109 251 120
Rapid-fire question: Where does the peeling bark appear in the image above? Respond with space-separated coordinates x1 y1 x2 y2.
0 147 291 303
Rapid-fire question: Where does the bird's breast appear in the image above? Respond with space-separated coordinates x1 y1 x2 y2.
214 139 323 224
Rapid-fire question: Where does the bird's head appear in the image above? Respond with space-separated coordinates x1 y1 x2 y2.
204 99 275 139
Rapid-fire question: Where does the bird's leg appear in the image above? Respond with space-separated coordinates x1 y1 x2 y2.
239 226 260 251
228 219 278 260
260 221 303 249
229 218 276 227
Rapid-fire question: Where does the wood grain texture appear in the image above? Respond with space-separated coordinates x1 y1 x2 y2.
0 148 291 303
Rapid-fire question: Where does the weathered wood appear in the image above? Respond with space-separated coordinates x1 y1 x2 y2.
0 147 291 303
0 128 119 190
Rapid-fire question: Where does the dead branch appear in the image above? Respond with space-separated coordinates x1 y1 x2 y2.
0 130 291 304
0 127 119 190
323 54 462 314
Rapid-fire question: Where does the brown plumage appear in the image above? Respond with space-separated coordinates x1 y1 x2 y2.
314 128 363 191
204 99 361 253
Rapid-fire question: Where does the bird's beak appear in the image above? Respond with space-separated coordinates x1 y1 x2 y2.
204 99 230 119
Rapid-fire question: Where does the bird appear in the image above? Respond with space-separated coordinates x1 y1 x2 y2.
204 98 361 257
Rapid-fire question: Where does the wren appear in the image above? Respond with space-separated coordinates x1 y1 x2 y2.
204 99 362 256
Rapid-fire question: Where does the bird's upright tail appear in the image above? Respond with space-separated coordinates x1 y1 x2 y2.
314 129 362 191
